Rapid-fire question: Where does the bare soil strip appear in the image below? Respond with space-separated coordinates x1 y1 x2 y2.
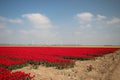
108 62 120 80
104 55 120 80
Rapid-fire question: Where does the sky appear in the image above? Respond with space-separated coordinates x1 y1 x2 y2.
0 0 120 45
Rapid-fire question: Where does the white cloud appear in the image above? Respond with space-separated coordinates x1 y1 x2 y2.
76 13 107 23
97 15 106 20
0 24 5 28
107 17 120 25
8 19 23 24
0 16 23 24
76 12 93 21
75 12 93 29
75 12 109 30
22 13 51 29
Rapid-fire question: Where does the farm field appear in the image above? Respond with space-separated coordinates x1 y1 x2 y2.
0 46 120 80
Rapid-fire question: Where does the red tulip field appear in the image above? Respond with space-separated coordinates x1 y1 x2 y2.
0 46 119 80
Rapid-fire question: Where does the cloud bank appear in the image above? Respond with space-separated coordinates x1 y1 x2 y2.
0 12 120 45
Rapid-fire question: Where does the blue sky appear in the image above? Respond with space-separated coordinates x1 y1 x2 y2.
0 0 120 45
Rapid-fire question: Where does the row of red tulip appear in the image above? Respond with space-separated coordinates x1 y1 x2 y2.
0 67 35 80
0 54 75 69
0 47 118 58
0 58 26 66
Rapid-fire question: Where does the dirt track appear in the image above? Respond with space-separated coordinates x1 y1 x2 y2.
110 63 120 80
104 57 120 80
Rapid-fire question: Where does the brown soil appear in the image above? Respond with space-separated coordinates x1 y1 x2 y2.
13 49 120 80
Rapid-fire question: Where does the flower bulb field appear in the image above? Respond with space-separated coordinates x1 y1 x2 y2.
0 46 120 80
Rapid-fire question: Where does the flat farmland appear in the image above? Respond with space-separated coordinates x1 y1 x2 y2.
0 46 120 80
